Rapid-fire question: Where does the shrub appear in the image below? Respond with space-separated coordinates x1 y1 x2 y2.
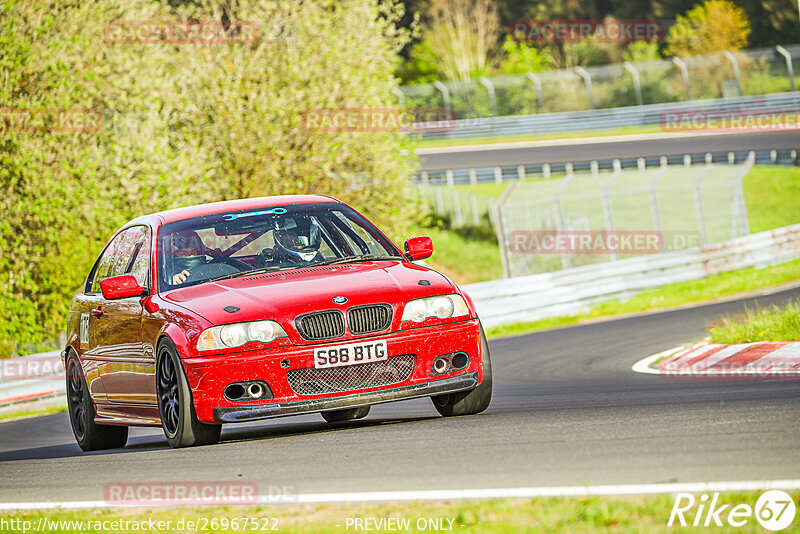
0 0 416 356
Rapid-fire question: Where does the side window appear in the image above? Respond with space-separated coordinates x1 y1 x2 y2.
89 226 149 293
125 227 151 287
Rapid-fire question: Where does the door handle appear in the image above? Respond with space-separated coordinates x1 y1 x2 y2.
91 307 104 318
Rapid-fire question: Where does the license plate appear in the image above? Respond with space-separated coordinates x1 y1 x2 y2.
314 340 388 369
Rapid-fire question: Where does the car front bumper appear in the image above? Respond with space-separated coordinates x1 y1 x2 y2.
182 318 484 424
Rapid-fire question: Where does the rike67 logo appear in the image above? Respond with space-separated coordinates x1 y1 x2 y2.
669 490 796 531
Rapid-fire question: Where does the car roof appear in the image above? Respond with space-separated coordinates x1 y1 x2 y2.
129 195 342 226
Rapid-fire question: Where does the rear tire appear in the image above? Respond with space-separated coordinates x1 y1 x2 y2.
432 324 492 417
321 406 370 423
157 340 221 448
66 356 128 451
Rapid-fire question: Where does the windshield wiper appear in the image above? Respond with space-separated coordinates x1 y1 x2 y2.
207 265 296 283
312 254 406 267
207 255 405 284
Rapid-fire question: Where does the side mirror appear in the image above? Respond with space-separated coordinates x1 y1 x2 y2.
403 236 433 261
100 275 147 300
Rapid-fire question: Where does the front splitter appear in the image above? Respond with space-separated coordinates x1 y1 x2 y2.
213 372 479 423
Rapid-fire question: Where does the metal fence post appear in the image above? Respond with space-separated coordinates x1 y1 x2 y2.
391 87 406 108
452 190 463 227
732 153 754 237
775 45 795 92
479 76 497 118
649 166 667 239
671 57 691 101
694 166 713 247
602 170 623 260
494 167 503 184
435 187 444 215
495 183 517 278
471 194 480 226
526 72 545 112
488 198 496 227
421 171 429 187
722 51 743 96
445 169 454 187
469 168 477 186
517 165 526 181
574 67 595 109
543 163 551 178
554 172 576 269
433 81 452 116
623 62 643 106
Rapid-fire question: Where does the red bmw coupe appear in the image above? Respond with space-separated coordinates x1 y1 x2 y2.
63 195 492 450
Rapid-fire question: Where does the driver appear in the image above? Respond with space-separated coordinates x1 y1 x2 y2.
273 216 324 264
168 231 207 285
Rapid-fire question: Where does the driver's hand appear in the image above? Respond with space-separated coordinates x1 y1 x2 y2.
172 270 190 285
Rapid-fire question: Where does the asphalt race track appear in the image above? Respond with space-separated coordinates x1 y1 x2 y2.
1 287 799 504
418 131 800 170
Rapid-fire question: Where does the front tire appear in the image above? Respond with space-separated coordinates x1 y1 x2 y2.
321 406 370 423
66 356 128 451
432 324 493 417
156 340 221 448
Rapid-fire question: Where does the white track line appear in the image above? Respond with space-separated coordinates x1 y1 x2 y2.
2 480 800 511
631 346 686 375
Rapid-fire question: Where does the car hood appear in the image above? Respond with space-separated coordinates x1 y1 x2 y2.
162 260 454 328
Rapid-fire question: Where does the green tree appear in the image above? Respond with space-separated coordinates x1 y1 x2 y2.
666 0 751 56
424 0 500 81
500 35 553 74
0 0 416 356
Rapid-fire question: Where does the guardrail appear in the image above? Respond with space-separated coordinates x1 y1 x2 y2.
0 351 64 410
416 91 800 140
417 148 798 186
462 223 800 328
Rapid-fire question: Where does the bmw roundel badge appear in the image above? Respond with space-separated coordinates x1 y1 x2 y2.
332 296 348 304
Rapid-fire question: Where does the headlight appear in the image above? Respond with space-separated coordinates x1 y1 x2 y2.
401 294 469 323
196 320 287 351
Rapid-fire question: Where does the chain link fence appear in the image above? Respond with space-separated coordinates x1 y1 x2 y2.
493 156 753 278
398 45 800 120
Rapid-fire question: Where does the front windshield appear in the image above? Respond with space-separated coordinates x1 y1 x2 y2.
157 202 402 290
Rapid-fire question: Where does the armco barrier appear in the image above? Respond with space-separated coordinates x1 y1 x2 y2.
416 91 800 140
462 223 800 328
0 350 64 409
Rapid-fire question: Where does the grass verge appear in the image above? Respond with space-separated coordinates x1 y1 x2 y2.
0 401 66 422
486 257 800 339
709 299 800 344
1 492 791 533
